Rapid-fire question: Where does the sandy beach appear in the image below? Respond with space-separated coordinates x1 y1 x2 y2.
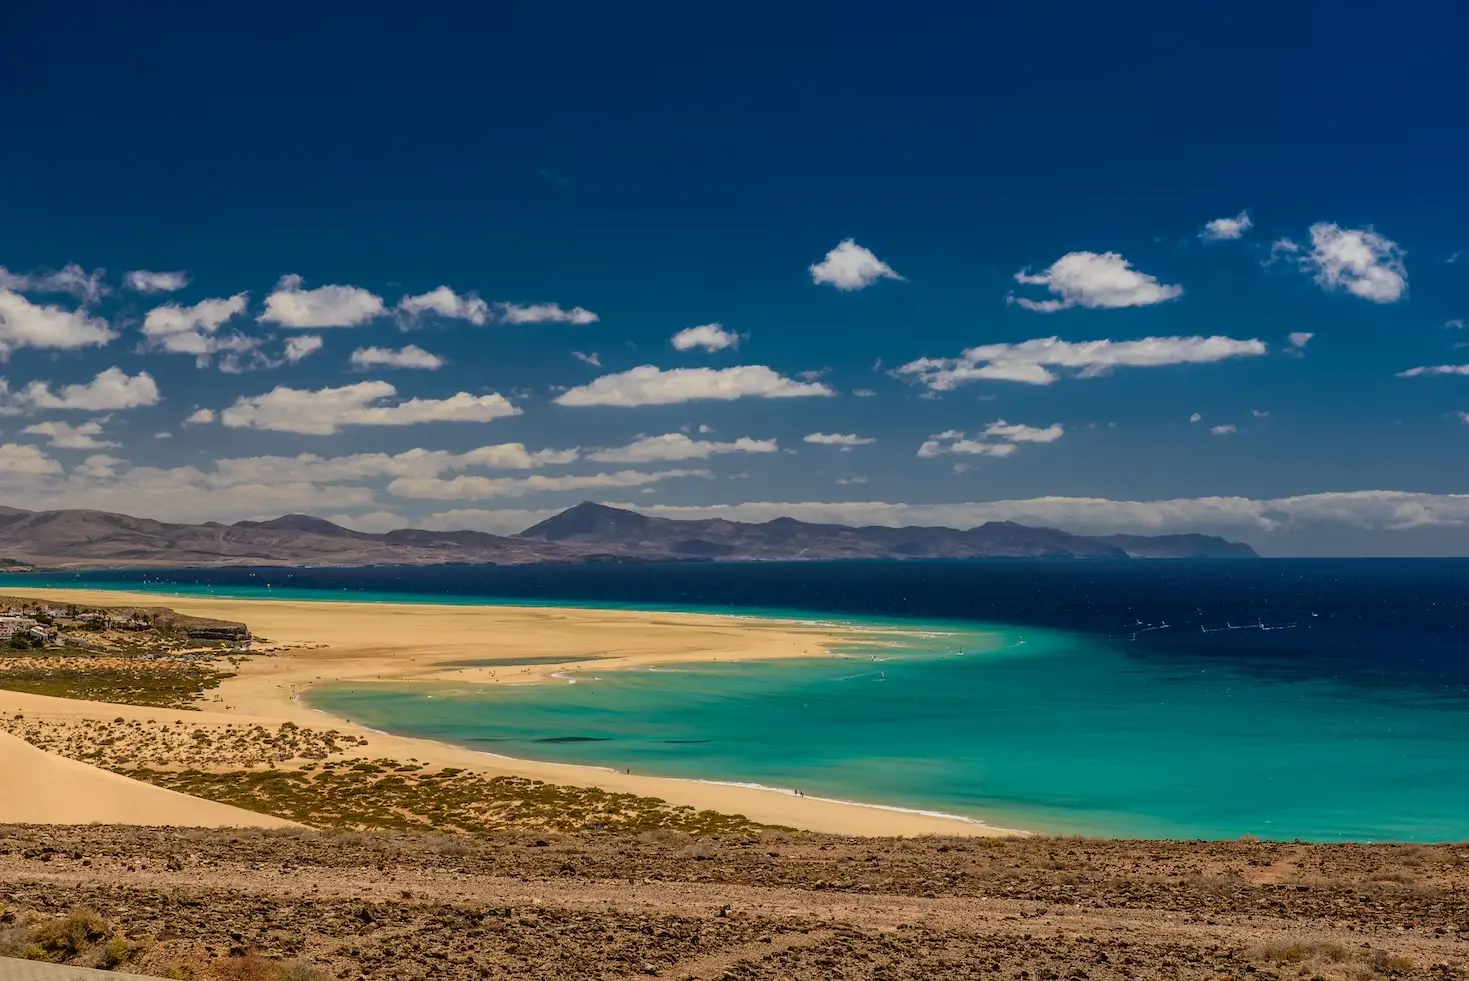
0 587 1020 837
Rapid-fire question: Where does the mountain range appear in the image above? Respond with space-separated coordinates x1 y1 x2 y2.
0 501 1258 569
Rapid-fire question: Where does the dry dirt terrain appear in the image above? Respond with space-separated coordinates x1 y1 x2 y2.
3 826 1467 981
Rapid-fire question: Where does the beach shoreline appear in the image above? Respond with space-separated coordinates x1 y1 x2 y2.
0 586 1026 837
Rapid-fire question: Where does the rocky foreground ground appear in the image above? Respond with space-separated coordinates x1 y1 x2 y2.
3 826 1468 981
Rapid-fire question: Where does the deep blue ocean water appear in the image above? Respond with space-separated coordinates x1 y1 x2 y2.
13 560 1469 840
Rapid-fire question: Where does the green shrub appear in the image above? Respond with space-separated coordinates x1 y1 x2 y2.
28 908 114 959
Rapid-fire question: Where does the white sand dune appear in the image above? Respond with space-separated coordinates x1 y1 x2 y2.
0 730 297 828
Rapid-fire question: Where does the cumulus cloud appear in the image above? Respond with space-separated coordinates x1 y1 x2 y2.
283 335 323 364
1200 211 1253 241
917 421 1064 459
1210 424 1237 435
397 286 489 327
555 365 834 407
15 367 160 411
350 345 444 370
1397 363 1469 378
1189 412 1203 423
0 289 117 357
216 380 520 435
185 408 215 425
0 264 109 303
804 433 875 447
895 335 1266 390
0 459 378 524
141 293 253 365
124 270 189 294
1288 332 1314 349
0 443 62 476
1009 252 1182 312
418 508 564 535
73 454 126 480
671 323 741 352
21 419 119 450
496 302 599 325
387 468 709 501
207 444 579 487
589 433 777 463
572 351 601 367
258 274 385 328
322 511 408 534
1298 223 1407 303
809 240 905 291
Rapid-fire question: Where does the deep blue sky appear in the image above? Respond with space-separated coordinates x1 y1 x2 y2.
1 0 1467 555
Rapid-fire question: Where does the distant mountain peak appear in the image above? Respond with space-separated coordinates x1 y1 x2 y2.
232 514 357 537
516 501 652 542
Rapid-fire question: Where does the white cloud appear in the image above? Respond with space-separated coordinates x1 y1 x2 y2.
1210 424 1237 435
17 367 160 411
852 388 876 397
1298 223 1407 303
258 274 385 328
73 454 126 479
0 459 378 524
124 270 189 294
555 365 835 407
917 421 1063 458
1267 238 1302 266
605 491 1469 536
1200 211 1253 242
1010 252 1182 312
1189 412 1203 423
1288 332 1314 349
141 293 253 365
216 380 520 435
0 289 117 357
809 239 904 291
896 334 1266 390
350 345 444 370
496 302 599 325
0 443 62 476
207 444 578 487
572 351 601 367
1397 363 1469 378
419 508 563 535
387 468 709 501
1252 409 1271 418
185 408 215 425
589 433 777 463
397 286 489 327
672 323 741 352
918 439 1015 458
0 264 109 303
983 421 1064 443
283 334 324 364
836 476 868 486
325 511 408 534
21 419 118 450
804 433 875 447
1447 318 1465 330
